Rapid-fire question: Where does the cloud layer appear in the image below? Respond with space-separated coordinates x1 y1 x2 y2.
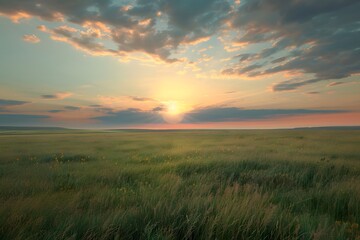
0 0 359 90
93 108 164 125
0 99 29 106
182 107 345 123
0 99 29 112
0 114 48 126
0 0 231 62
225 0 360 90
93 106 345 125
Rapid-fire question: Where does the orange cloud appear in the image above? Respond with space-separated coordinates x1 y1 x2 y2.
0 11 31 22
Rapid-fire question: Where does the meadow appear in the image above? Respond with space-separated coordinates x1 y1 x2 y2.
0 129 359 240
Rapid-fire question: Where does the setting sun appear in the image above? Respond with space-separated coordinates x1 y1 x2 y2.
161 101 186 124
167 102 179 115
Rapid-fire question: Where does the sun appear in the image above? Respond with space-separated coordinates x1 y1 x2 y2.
162 101 185 124
167 102 179 115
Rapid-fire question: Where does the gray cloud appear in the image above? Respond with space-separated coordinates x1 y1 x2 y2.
42 95 57 99
182 107 345 123
0 99 29 112
95 107 114 114
233 53 255 62
93 108 164 125
272 78 323 91
64 106 80 111
152 105 167 112
129 96 155 102
271 57 287 64
226 0 360 90
41 92 72 100
88 105 114 114
0 114 49 126
0 0 231 62
111 0 231 62
223 63 264 75
327 81 348 87
1 0 358 89
0 99 29 106
48 110 64 113
0 106 347 127
49 25 119 57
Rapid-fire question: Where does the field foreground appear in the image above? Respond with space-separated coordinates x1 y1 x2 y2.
0 130 359 239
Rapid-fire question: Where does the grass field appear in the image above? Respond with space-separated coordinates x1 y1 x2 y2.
0 130 359 239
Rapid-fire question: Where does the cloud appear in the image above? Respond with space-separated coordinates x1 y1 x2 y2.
271 57 287 64
182 107 345 123
48 110 64 113
41 92 73 100
93 108 164 125
327 81 348 87
129 96 155 102
88 105 114 114
0 0 231 62
0 99 29 112
152 105 167 112
64 106 80 110
272 78 323 91
49 25 119 57
225 0 360 90
1 0 358 89
223 63 264 75
0 99 29 106
23 34 40 43
94 108 114 114
0 114 49 126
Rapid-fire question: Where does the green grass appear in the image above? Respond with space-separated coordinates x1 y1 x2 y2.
0 130 359 239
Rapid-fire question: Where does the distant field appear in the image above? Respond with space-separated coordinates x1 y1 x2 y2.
0 130 359 239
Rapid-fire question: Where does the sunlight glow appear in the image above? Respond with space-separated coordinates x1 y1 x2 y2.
162 101 185 124
167 102 179 115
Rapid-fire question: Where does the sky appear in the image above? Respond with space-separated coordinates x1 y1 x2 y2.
0 0 359 129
